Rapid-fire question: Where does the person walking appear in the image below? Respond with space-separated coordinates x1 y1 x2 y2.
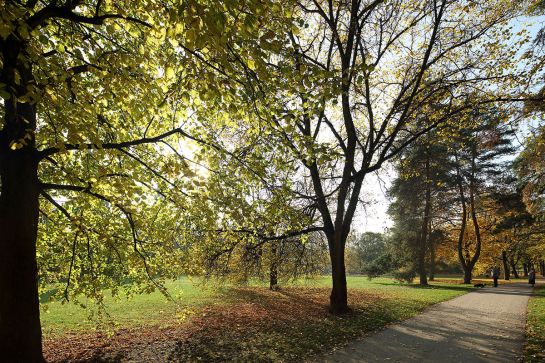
529 268 536 287
492 266 500 287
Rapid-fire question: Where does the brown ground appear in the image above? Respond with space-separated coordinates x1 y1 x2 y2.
43 287 370 362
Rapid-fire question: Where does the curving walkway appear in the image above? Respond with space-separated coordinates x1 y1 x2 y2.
318 282 534 363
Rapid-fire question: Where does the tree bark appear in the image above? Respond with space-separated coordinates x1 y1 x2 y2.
456 202 469 283
328 232 348 314
540 260 545 277
509 256 519 279
468 162 481 275
523 262 529 277
455 154 472 284
428 215 435 281
463 269 472 284
459 153 481 285
0 92 43 360
418 153 431 285
502 250 510 280
269 243 279 290
429 244 435 281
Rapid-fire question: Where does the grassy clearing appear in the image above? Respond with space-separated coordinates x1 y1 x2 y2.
42 276 473 362
526 285 545 362
40 277 225 333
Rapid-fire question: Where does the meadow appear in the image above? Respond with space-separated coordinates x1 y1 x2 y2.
42 276 475 361
526 285 545 362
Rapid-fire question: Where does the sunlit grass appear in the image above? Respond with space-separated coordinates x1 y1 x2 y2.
41 275 471 335
40 277 223 333
42 275 476 361
526 285 545 362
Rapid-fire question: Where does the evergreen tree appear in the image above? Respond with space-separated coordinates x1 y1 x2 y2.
388 131 451 284
447 108 516 283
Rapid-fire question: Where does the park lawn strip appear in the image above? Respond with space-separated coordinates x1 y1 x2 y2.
43 277 472 362
525 285 545 362
40 277 226 333
40 276 462 334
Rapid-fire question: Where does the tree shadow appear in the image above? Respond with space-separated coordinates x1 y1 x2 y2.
372 282 473 292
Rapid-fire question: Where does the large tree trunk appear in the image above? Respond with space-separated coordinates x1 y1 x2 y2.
462 249 473 284
455 155 471 284
463 269 472 284
502 251 510 281
328 232 348 314
428 219 435 281
457 207 469 283
429 246 435 281
269 243 279 290
540 260 545 277
417 154 431 285
0 96 43 360
523 262 529 277
509 256 519 279
461 154 482 285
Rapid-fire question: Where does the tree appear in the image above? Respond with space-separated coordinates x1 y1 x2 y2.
446 109 516 283
0 0 291 358
514 127 545 275
388 130 451 284
488 184 533 280
0 1 178 358
211 0 525 313
349 232 388 274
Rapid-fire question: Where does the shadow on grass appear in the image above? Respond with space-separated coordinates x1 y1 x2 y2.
51 283 464 363
372 281 473 292
167 289 424 362
40 287 60 303
164 285 452 362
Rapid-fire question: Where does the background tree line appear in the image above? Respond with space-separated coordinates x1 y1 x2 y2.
345 110 545 283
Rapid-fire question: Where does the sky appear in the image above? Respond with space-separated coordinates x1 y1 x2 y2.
349 12 545 234
352 167 394 233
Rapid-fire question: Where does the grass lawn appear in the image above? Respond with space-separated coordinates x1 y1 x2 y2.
40 277 226 333
42 276 474 362
525 285 545 362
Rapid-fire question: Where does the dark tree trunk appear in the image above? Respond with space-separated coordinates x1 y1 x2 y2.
460 154 482 285
455 154 471 284
523 262 529 277
502 251 510 280
417 241 428 285
418 154 431 285
510 256 519 279
429 235 435 281
540 260 545 277
428 216 435 281
0 96 43 360
463 269 472 284
328 232 348 314
269 243 279 290
511 265 519 279
462 247 473 284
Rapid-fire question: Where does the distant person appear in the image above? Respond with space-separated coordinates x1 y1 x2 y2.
529 268 536 287
492 266 500 287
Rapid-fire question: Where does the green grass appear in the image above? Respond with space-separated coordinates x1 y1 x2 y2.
40 277 225 333
41 275 471 334
526 285 545 362
168 277 473 362
42 275 474 361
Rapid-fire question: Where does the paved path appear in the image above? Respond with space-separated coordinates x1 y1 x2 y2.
319 283 534 363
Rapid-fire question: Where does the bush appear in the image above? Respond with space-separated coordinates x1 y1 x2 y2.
392 267 417 283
